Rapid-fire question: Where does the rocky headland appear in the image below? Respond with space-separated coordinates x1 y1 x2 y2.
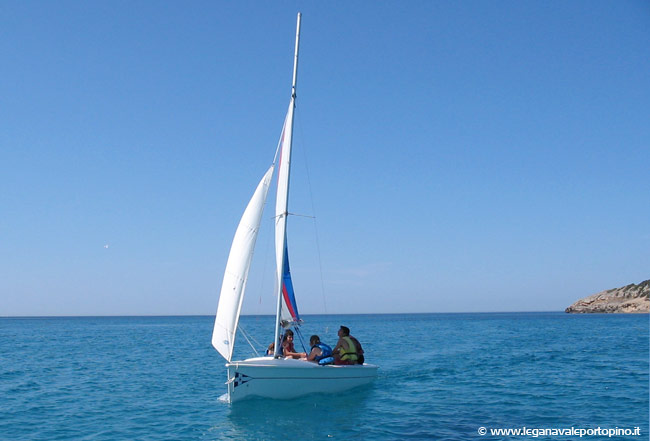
565 280 649 313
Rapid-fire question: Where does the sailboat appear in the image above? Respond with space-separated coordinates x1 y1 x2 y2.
211 13 378 403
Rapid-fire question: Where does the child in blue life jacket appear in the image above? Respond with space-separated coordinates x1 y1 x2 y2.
306 335 334 365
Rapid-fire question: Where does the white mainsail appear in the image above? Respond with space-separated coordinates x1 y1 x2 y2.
212 166 274 362
275 103 297 325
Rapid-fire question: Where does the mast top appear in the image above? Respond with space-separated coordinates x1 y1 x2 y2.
291 13 301 101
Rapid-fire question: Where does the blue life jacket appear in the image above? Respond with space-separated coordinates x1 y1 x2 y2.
318 356 335 366
311 343 333 363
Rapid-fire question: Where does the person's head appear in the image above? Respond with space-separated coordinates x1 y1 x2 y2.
339 326 350 337
310 335 320 346
283 329 294 342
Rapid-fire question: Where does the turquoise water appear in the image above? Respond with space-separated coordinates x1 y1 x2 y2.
1 313 647 440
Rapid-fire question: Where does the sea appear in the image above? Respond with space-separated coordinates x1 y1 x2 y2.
1 313 648 440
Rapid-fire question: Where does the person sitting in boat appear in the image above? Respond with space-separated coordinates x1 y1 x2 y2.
306 335 334 365
266 342 275 356
332 326 359 365
349 335 365 364
282 329 306 359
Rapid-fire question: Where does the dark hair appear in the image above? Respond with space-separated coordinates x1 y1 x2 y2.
282 329 294 342
339 326 350 336
310 335 320 345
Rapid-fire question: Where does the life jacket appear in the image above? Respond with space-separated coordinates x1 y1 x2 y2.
339 336 358 362
311 342 333 362
283 340 296 354
318 356 335 366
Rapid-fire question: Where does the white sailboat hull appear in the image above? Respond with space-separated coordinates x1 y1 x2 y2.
225 357 378 403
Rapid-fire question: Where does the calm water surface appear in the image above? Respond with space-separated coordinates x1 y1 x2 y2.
1 313 647 440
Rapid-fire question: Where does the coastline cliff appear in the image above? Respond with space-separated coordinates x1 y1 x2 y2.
565 280 649 313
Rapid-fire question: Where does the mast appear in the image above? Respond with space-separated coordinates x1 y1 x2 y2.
273 12 301 357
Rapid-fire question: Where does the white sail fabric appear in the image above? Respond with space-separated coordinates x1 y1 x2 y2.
274 103 298 325
212 166 274 362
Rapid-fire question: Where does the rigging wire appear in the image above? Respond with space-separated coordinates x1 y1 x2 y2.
295 110 328 313
238 324 262 357
294 326 308 353
255 207 275 314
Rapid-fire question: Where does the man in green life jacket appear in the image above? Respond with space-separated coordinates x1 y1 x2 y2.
332 326 364 365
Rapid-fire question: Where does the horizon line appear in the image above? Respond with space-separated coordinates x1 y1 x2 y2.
1 310 600 319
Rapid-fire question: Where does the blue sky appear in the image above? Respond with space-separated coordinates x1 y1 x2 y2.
1 1 648 316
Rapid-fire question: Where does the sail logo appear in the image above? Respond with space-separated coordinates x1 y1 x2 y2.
233 373 252 388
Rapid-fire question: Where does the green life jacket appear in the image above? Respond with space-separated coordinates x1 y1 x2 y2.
340 336 358 362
